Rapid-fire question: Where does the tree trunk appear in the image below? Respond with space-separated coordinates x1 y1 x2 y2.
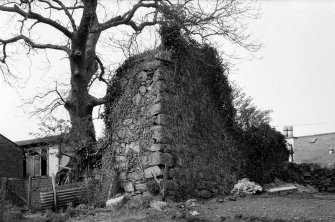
64 12 102 170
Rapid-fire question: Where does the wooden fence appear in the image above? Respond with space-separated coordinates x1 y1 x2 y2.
6 177 52 209
3 176 86 210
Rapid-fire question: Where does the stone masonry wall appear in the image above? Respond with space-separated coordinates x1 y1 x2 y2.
103 49 240 199
280 162 335 192
103 50 175 197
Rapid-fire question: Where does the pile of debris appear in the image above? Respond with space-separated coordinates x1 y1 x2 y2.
231 178 263 196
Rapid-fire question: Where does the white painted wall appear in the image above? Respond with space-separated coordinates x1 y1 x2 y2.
48 146 59 177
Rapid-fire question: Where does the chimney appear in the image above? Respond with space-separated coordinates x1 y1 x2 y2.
283 125 293 138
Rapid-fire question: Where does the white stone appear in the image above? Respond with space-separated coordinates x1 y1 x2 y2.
139 86 147 94
125 144 130 154
144 166 162 178
116 155 126 162
133 145 140 152
149 144 164 151
150 103 162 116
124 182 135 192
190 211 200 216
149 152 173 167
106 195 126 208
133 93 142 106
150 200 167 211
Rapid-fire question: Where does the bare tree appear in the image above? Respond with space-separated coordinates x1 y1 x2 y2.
232 82 272 129
0 0 259 168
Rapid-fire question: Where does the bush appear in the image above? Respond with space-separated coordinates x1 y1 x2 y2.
241 124 290 184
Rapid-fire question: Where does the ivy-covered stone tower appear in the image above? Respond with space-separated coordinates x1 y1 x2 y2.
102 41 241 199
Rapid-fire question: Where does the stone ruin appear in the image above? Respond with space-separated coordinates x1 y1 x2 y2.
102 48 240 199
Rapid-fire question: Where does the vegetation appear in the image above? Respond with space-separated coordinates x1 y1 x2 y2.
240 124 289 184
232 83 272 130
230 84 289 184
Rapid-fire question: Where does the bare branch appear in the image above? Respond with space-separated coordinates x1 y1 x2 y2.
55 81 67 104
0 35 70 63
51 0 77 32
0 3 73 38
98 1 160 32
96 56 109 85
38 0 83 11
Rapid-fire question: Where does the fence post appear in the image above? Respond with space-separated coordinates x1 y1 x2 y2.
51 175 57 211
0 177 8 222
27 176 32 208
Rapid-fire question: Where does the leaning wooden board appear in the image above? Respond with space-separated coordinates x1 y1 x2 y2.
40 187 86 209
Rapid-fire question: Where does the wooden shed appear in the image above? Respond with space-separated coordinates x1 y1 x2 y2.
16 135 71 178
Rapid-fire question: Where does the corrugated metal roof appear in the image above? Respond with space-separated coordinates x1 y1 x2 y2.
16 135 61 147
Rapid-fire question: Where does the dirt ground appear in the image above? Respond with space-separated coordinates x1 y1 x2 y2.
69 193 335 222
5 193 335 222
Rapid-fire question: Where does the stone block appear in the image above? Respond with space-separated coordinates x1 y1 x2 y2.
152 125 171 143
125 144 130 154
149 151 174 167
116 155 126 162
149 144 166 151
142 60 163 71
199 189 212 199
146 79 153 86
144 166 162 178
154 51 172 62
132 93 142 106
135 183 147 191
118 128 127 138
127 172 141 181
150 103 162 116
153 81 167 94
153 68 163 82
138 71 147 82
124 182 135 192
154 92 169 104
123 119 133 125
139 86 147 94
155 114 167 125
131 144 140 152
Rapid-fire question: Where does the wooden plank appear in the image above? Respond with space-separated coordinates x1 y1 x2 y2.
268 185 298 193
27 176 32 208
51 175 57 210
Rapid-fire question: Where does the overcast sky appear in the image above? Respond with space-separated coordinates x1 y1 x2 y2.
1 0 335 141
